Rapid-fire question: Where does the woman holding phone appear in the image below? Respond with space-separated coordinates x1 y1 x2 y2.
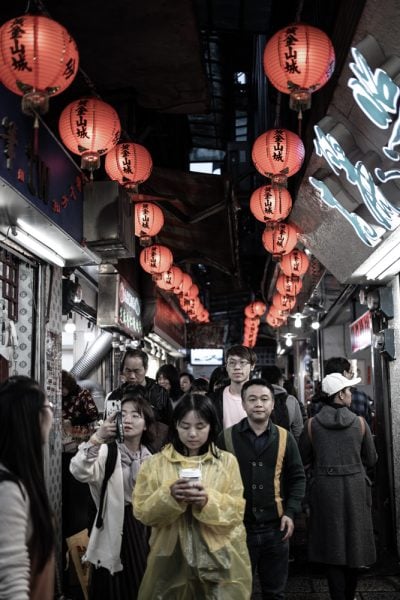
133 393 252 599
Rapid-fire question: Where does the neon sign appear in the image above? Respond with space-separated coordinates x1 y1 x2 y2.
310 44 400 246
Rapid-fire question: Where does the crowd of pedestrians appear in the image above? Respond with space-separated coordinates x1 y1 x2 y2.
0 348 377 600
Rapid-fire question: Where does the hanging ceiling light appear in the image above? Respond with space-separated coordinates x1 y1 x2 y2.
59 97 121 174
0 14 79 115
263 23 335 116
64 312 76 333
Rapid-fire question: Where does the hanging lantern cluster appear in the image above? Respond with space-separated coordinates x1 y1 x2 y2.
0 15 79 115
154 266 210 323
263 23 335 116
242 301 266 347
265 248 311 332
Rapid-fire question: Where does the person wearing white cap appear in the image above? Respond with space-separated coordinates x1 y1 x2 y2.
299 372 377 600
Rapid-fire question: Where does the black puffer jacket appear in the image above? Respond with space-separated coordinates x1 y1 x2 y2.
108 377 173 425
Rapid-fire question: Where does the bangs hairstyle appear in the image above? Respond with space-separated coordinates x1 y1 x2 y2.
226 344 257 366
121 386 155 448
0 376 54 572
170 393 221 457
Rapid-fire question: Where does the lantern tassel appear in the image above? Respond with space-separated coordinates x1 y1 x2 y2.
33 113 39 156
297 109 303 138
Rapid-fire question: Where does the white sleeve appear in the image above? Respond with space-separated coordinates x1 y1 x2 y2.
0 481 31 599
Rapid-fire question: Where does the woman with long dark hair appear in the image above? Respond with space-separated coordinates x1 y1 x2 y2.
0 376 55 599
133 393 252 599
70 387 155 599
156 363 182 407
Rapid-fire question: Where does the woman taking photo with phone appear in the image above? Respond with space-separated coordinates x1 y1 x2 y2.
70 388 155 599
0 376 55 600
133 393 252 599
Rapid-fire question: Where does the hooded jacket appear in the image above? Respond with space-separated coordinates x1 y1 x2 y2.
299 404 377 567
133 444 252 599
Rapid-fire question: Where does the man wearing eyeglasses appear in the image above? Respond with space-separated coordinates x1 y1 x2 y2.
210 344 257 432
107 349 173 450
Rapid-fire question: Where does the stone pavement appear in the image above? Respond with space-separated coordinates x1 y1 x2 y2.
252 546 400 599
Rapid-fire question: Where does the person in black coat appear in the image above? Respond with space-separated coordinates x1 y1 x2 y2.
107 349 173 451
299 372 377 600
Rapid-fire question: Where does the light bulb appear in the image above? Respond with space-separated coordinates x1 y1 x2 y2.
285 337 293 347
64 320 76 333
311 320 320 330
294 316 302 328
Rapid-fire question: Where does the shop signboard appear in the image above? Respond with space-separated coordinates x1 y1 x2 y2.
97 273 142 338
0 86 83 242
350 310 372 353
154 296 185 348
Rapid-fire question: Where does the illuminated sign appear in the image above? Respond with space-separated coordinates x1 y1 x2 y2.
97 273 142 338
350 310 372 353
310 44 400 246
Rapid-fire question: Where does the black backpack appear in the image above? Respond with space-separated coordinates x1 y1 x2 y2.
270 390 290 431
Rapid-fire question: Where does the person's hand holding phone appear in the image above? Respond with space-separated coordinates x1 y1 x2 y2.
93 413 117 443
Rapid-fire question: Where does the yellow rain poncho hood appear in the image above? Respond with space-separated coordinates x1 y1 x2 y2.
133 443 252 599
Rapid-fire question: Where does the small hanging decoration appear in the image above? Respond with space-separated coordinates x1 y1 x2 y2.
134 202 164 246
272 292 296 312
105 142 153 190
59 97 121 174
252 129 305 187
276 273 303 296
0 15 79 115
156 266 183 291
263 23 335 115
280 248 310 278
250 185 292 223
262 222 298 258
139 244 173 278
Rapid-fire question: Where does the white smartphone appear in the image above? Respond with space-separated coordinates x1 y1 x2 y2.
104 398 121 420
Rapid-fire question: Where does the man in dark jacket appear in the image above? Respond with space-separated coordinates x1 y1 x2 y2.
107 348 173 450
217 378 306 600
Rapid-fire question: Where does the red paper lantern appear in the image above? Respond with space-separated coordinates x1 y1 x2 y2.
280 249 310 278
272 292 296 312
105 142 153 188
174 273 193 296
250 185 292 223
252 129 305 186
156 266 183 291
186 284 199 299
251 301 267 316
263 23 335 112
134 202 164 246
59 98 121 172
266 313 284 328
268 305 289 320
262 223 298 258
244 317 260 328
139 244 173 276
0 15 79 114
276 273 303 296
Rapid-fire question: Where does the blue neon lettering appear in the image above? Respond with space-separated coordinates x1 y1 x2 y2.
309 177 382 247
348 47 399 129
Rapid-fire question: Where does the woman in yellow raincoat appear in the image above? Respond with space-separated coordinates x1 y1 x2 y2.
133 393 252 599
